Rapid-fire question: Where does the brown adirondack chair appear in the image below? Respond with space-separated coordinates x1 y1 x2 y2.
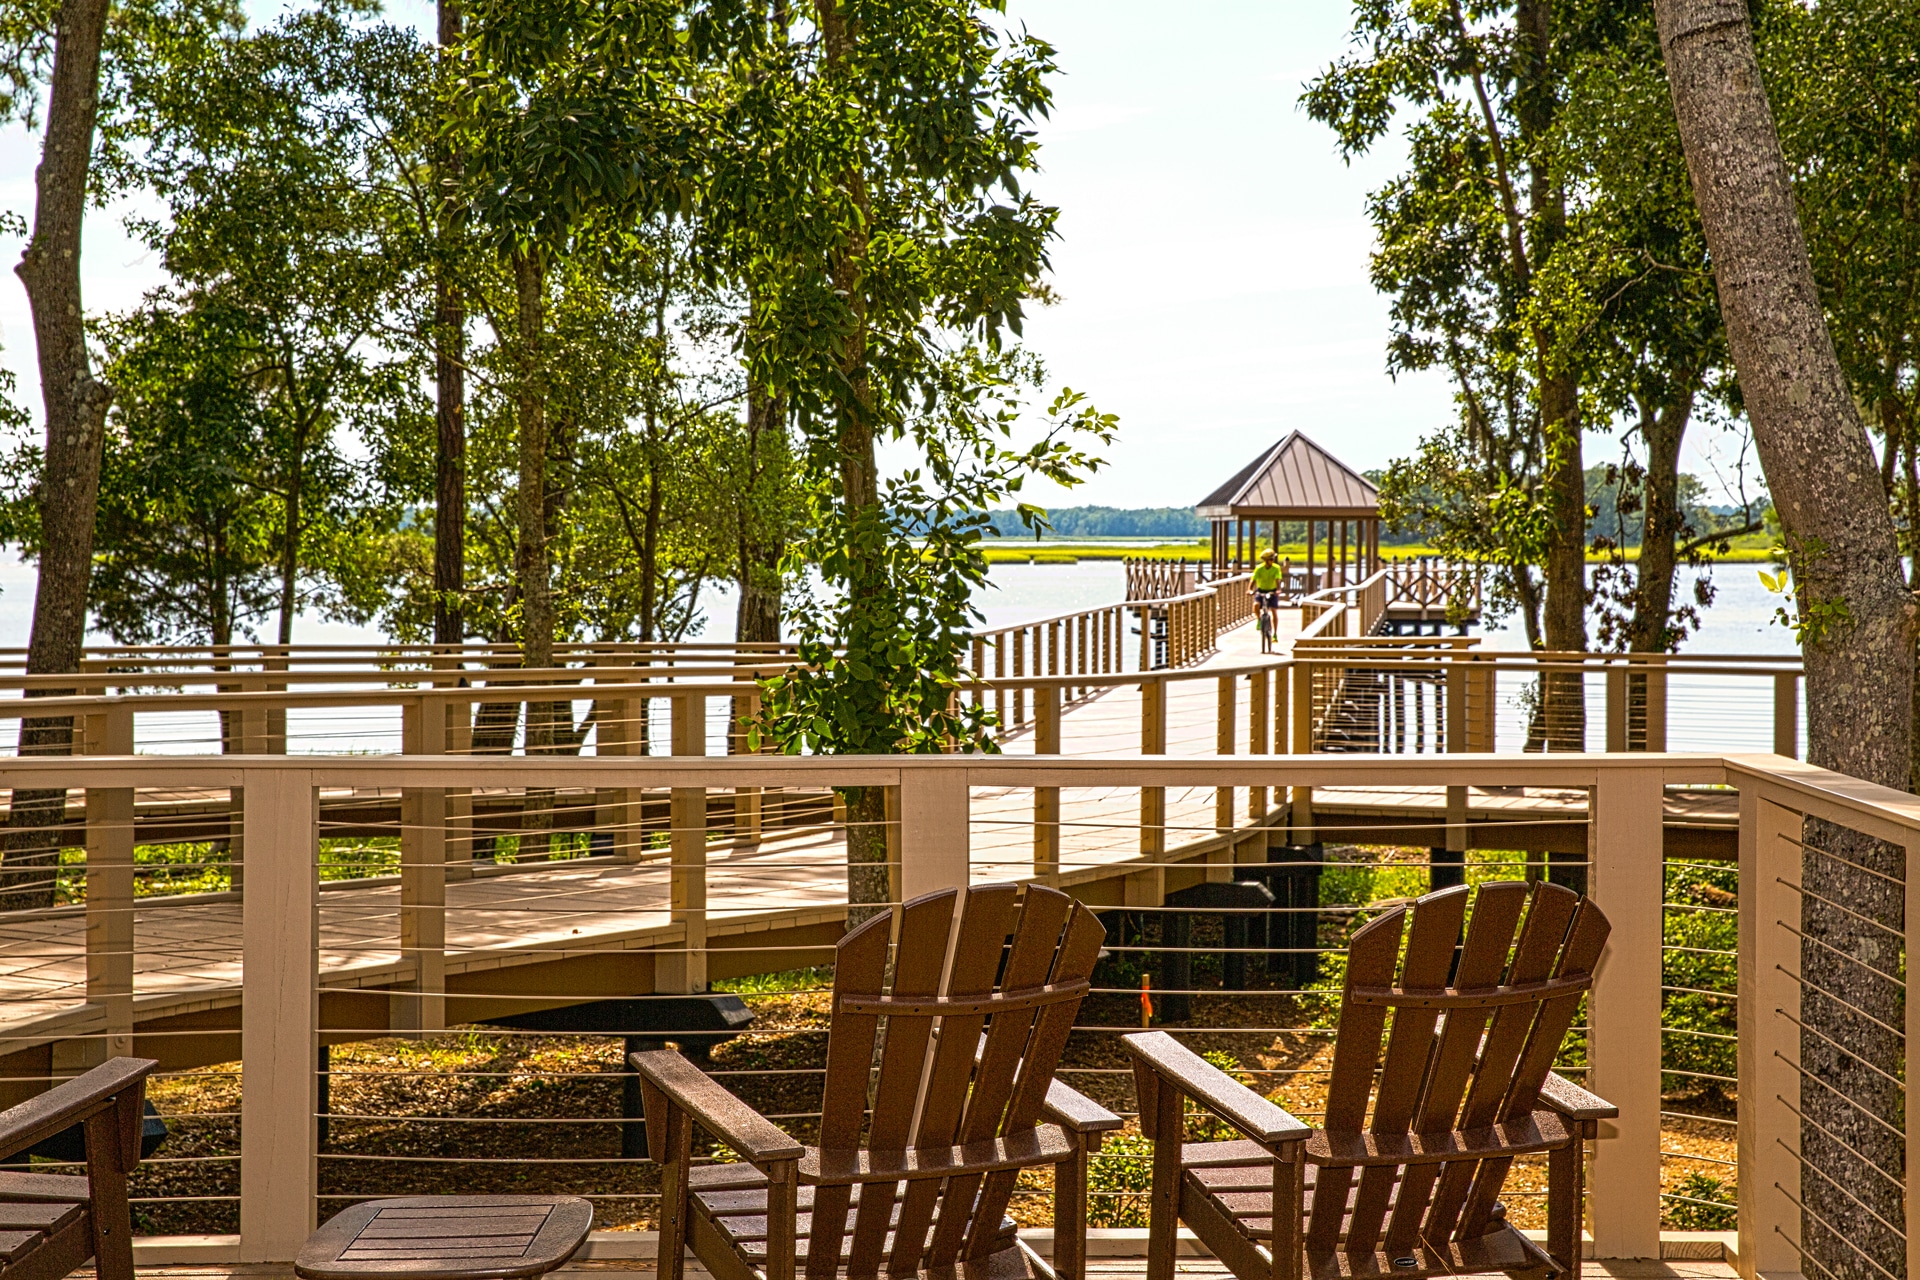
633 883 1120 1280
1123 881 1616 1280
0 1057 157 1280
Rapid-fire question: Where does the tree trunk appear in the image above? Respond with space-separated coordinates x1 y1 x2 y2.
432 0 466 649
1516 0 1586 750
816 0 891 926
735 378 785 646
512 249 552 680
276 422 306 646
1627 394 1693 655
1654 4 1915 1275
1537 380 1587 751
2 0 116 910
511 248 553 859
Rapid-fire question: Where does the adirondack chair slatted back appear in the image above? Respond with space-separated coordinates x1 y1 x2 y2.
808 883 1104 1280
1306 881 1609 1255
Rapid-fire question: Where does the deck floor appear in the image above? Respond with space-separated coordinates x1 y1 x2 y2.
98 1256 1738 1280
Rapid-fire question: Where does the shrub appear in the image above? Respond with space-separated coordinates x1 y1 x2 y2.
1665 1171 1736 1230
1086 1131 1153 1227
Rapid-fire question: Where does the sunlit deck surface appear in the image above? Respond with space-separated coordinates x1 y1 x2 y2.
0 612 1734 1051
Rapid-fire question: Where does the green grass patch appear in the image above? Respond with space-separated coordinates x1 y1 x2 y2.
711 966 835 996
975 536 1778 565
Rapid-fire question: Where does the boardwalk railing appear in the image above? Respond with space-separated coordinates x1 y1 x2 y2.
0 634 1813 870
1121 557 1200 601
1293 638 1805 758
0 746 1912 1277
974 570 1256 685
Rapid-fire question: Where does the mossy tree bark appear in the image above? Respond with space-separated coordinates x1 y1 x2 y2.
3 0 116 909
1654 2 1915 1273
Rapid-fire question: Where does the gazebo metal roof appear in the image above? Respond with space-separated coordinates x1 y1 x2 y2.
1196 431 1379 520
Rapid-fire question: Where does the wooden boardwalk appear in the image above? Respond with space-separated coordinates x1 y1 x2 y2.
0 612 1732 1068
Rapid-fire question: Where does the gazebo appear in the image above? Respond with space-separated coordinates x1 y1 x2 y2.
1197 431 1382 591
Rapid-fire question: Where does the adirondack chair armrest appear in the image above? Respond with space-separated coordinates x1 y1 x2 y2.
1041 1080 1123 1136
1538 1071 1618 1122
0 1057 157 1164
630 1049 803 1164
1121 1032 1309 1148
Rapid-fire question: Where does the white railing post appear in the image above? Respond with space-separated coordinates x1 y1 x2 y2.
1034 684 1061 876
398 696 447 1034
1140 675 1166 858
1248 668 1269 820
1908 828 1920 1280
662 693 709 993
1738 786 1803 1280
1586 764 1665 1259
899 764 969 899
239 765 319 1263
1215 675 1235 833
82 703 135 1065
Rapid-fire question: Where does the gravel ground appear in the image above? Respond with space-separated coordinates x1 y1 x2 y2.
118 952 1732 1236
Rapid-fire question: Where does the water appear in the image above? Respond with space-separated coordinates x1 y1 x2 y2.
1479 563 1799 656
1473 564 1802 755
0 550 1804 755
0 548 1793 654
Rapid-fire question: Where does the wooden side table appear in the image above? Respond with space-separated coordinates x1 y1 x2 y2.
295 1196 593 1280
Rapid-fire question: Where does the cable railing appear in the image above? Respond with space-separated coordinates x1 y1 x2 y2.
0 745 1912 1277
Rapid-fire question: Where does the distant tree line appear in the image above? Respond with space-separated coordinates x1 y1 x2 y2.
987 463 1756 550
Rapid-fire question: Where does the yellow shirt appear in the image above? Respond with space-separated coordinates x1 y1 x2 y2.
1252 563 1282 591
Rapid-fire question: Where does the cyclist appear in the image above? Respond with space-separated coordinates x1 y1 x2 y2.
1250 548 1285 653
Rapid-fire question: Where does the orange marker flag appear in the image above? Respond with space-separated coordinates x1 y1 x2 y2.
1140 974 1153 1027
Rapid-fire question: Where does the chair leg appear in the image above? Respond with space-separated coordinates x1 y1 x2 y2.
1269 1143 1304 1280
1054 1141 1091 1280
1544 1128 1587 1279
1146 1078 1183 1280
82 1108 135 1280
764 1159 798 1280
657 1103 693 1280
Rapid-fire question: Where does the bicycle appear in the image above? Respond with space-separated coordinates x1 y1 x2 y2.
1252 588 1281 653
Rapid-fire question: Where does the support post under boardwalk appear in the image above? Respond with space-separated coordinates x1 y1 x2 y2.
1586 766 1664 1259
239 768 318 1262
1772 670 1799 759
662 693 707 993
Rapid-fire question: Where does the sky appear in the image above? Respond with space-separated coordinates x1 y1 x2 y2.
0 0 1748 515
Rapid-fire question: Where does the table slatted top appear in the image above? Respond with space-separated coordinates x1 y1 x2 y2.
296 1196 593 1280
